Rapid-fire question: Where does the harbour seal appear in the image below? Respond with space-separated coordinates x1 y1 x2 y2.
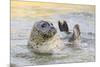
28 20 64 54
28 20 81 54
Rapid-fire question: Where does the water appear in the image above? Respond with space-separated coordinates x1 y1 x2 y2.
11 12 95 66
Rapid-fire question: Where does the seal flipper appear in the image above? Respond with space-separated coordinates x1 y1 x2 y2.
69 24 80 42
73 24 80 40
58 21 63 31
63 20 69 32
58 20 69 32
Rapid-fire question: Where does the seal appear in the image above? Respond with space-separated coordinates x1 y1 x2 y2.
28 20 81 54
28 20 64 54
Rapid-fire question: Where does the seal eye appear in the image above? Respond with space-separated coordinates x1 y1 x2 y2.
41 23 46 28
41 23 50 28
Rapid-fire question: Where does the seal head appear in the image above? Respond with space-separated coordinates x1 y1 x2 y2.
28 20 57 54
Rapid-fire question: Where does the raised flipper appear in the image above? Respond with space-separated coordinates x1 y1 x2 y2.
63 21 69 32
69 24 80 42
58 20 69 32
58 21 63 31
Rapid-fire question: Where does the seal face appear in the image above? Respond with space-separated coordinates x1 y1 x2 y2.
28 20 57 54
35 20 57 39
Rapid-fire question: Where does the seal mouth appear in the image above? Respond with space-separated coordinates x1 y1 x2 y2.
50 26 57 34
